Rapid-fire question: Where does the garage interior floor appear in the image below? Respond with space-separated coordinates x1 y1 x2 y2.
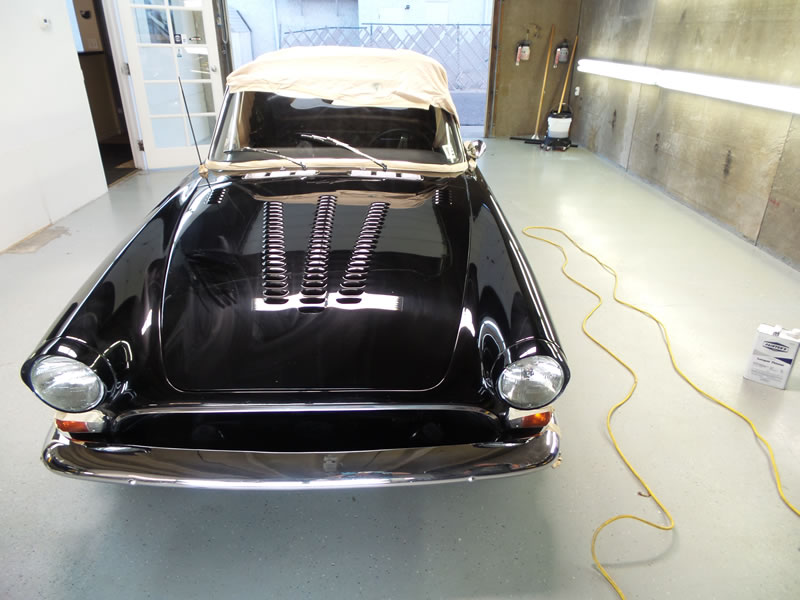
2 140 799 599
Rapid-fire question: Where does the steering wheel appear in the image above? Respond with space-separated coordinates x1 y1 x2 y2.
367 128 430 149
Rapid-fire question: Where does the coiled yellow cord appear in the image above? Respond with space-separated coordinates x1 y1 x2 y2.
521 225 800 599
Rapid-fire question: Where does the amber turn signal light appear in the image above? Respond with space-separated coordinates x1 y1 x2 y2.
519 411 552 429
55 418 91 433
54 410 106 433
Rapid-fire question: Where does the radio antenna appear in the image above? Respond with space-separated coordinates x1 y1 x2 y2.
178 76 211 184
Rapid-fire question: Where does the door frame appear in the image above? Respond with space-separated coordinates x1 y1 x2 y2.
100 0 229 170
117 0 225 169
485 0 503 138
101 0 146 169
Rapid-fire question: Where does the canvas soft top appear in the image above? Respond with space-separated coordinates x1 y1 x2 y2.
225 46 460 122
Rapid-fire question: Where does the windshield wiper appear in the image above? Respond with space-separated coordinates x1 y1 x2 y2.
224 147 307 170
299 133 387 171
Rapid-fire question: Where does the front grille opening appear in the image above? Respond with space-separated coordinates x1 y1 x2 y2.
113 410 501 452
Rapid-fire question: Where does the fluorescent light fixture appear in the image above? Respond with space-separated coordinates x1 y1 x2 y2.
657 70 800 114
577 59 800 114
577 59 660 85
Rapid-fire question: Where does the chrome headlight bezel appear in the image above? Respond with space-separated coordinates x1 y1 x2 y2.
22 338 116 413
491 338 570 410
30 356 106 413
497 355 566 409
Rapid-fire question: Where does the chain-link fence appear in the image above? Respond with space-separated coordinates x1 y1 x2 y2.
282 24 491 93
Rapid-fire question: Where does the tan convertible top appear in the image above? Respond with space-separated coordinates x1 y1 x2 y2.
225 46 459 122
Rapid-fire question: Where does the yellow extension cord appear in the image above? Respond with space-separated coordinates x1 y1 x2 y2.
521 226 800 599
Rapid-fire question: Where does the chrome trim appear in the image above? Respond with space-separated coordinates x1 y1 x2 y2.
27 339 117 413
464 139 486 160
112 402 497 426
243 170 320 179
41 421 560 490
86 444 150 455
349 170 422 181
497 354 565 410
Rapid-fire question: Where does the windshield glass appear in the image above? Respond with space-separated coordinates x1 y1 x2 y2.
209 92 465 167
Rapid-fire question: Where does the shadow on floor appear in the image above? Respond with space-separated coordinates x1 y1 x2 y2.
99 134 136 185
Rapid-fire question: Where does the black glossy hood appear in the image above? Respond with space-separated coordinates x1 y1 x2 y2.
161 177 470 392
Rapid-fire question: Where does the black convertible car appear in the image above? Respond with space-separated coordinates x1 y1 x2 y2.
21 47 569 489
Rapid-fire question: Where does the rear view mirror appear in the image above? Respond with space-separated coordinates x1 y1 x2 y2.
464 139 487 160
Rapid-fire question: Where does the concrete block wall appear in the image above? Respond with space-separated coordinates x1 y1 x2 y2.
571 0 800 267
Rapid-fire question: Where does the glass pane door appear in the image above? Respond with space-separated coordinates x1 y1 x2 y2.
119 0 224 168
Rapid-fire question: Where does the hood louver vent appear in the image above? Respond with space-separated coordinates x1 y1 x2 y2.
208 187 229 205
261 202 289 303
337 202 390 304
433 188 450 205
300 195 337 309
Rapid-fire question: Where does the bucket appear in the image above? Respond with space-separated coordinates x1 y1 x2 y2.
547 112 572 139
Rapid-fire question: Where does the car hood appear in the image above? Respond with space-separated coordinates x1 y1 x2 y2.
161 176 471 392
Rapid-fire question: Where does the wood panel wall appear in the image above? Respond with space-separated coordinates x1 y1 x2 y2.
488 0 581 138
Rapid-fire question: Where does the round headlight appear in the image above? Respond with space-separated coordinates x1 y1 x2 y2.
498 355 565 409
30 356 105 412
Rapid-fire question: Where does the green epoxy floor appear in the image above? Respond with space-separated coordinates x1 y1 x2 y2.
1 143 799 599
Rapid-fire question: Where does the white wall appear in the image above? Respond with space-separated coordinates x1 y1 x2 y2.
359 0 492 24
0 0 107 251
229 0 359 57
228 0 279 57
277 0 358 32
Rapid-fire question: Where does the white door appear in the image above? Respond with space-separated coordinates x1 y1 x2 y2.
117 0 224 169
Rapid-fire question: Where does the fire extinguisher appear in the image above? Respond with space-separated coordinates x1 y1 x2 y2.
554 39 569 68
515 39 531 66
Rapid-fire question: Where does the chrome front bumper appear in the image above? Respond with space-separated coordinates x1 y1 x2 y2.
42 421 560 490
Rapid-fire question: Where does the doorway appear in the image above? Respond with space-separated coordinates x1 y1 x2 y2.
226 0 493 137
69 1 136 185
68 0 229 176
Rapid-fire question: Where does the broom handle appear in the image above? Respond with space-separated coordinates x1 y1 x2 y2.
558 35 578 113
534 25 556 137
